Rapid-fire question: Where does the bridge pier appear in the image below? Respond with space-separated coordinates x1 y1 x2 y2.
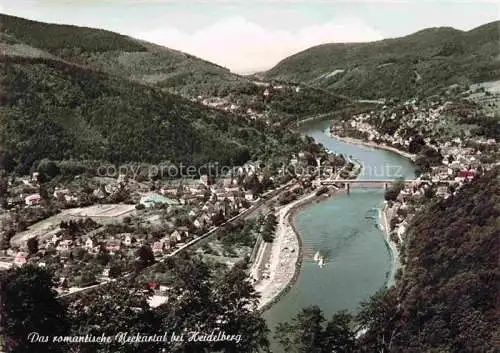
346 183 350 195
384 183 388 190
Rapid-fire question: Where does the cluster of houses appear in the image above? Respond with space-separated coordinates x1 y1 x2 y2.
194 83 301 120
6 172 82 208
9 221 195 280
352 98 500 247
332 98 497 154
6 162 275 272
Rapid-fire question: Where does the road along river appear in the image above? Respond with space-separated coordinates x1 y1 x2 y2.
263 119 416 352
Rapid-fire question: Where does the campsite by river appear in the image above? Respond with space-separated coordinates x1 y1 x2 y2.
263 118 417 352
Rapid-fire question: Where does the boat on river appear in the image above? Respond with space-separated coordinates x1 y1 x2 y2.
313 251 320 261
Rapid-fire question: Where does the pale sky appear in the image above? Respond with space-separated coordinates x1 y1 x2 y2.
1 1 499 73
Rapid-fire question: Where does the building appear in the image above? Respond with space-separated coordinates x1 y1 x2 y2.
14 252 28 266
105 240 121 253
53 188 70 200
152 241 164 255
117 174 128 183
104 183 120 194
200 174 209 186
56 240 73 252
244 191 254 201
25 194 41 206
170 230 182 242
140 193 179 208
123 234 133 247
84 238 94 250
458 170 476 180
436 186 449 197
31 172 39 183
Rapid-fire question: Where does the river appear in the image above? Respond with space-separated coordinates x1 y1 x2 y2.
263 119 416 352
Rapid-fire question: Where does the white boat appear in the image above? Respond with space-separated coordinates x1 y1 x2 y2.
318 256 324 268
313 251 320 262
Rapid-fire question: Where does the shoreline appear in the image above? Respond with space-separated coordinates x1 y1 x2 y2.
255 158 363 313
379 205 401 288
329 133 416 162
326 129 406 287
254 120 407 324
253 133 408 312
256 189 345 313
256 185 401 313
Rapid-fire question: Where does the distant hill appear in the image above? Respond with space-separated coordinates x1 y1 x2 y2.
0 13 348 116
0 13 252 97
0 14 320 174
264 22 500 99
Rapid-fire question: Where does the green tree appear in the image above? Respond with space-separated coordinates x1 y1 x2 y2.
275 307 358 353
275 305 326 353
77 271 97 287
261 213 278 243
356 289 399 353
136 245 155 271
212 260 270 353
0 229 14 254
37 159 60 180
384 179 405 201
108 263 123 278
0 265 70 353
323 311 356 353
26 237 39 255
66 281 162 353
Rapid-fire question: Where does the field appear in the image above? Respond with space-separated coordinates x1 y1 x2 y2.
63 204 136 218
10 204 136 248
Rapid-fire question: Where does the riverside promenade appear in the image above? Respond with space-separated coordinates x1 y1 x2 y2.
254 191 323 310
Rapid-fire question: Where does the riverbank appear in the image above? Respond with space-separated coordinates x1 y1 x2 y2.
255 159 363 312
329 130 406 287
328 133 416 162
255 189 345 312
325 129 405 288
380 204 401 288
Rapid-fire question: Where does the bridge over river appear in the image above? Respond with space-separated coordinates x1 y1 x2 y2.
320 179 429 194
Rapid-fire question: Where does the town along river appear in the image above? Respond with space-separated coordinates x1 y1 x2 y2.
263 119 416 352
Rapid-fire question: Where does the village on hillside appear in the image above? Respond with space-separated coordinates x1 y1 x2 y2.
0 134 353 301
329 82 500 259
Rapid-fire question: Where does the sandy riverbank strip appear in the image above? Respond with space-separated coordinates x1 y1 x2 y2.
253 158 363 312
254 189 345 312
329 133 416 162
253 192 313 311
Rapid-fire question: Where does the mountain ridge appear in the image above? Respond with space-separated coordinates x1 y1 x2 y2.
0 13 252 97
264 21 500 99
0 14 314 174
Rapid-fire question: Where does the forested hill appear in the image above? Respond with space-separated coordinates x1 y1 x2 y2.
361 167 500 352
264 21 500 99
0 13 253 97
0 13 352 174
0 54 298 174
